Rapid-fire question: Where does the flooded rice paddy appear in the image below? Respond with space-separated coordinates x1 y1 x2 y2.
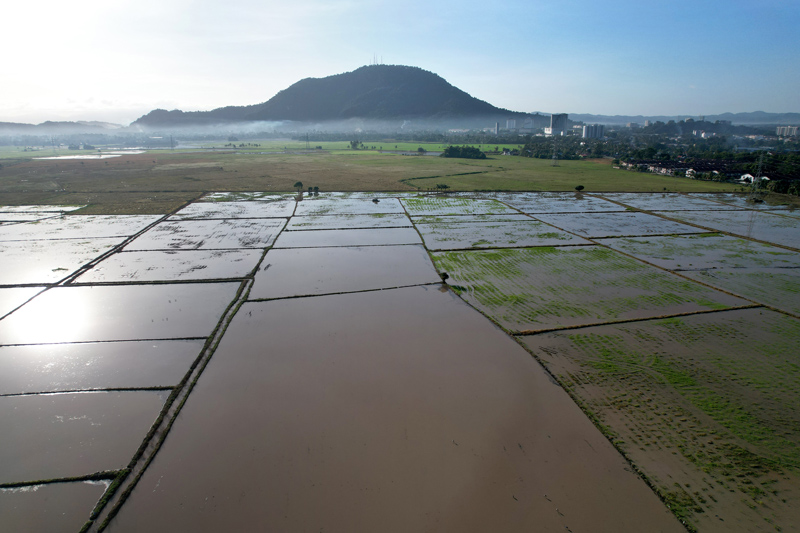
415 218 590 250
0 191 797 532
491 191 625 213
522 308 800 531
0 481 107 532
295 196 406 215
287 213 412 230
250 245 441 299
655 209 800 249
75 249 264 282
433 246 748 332
1 238 123 285
598 192 740 211
273 227 421 248
170 200 295 220
532 211 705 238
0 215 161 242
125 219 286 250
0 283 240 344
0 340 206 395
107 286 681 533
0 287 46 318
1 391 167 483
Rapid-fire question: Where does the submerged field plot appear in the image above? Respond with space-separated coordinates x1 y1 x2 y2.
657 209 800 250
521 309 800 532
401 196 518 216
1 191 798 533
602 234 800 316
491 191 624 213
415 218 589 250
432 246 748 332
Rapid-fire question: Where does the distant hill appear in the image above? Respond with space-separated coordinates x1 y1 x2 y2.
569 111 800 126
0 121 124 135
132 65 521 128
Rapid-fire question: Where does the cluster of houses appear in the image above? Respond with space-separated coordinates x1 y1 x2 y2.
619 159 770 184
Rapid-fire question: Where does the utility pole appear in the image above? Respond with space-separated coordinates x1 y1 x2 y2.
749 152 764 201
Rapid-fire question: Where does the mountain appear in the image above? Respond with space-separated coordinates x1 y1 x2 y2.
132 65 520 128
0 120 124 135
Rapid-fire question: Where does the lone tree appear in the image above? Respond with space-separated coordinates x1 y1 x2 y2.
575 185 585 191
294 181 303 192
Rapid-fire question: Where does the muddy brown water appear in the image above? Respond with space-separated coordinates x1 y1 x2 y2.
0 283 240 345
0 481 106 532
106 286 682 533
0 238 123 285
0 391 165 483
273 227 422 248
0 340 205 395
250 245 441 300
75 249 263 283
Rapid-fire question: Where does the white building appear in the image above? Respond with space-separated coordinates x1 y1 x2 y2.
582 124 605 139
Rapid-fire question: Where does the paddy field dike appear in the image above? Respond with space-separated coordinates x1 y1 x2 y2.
0 190 798 532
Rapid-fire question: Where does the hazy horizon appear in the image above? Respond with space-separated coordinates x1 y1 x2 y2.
3 0 798 125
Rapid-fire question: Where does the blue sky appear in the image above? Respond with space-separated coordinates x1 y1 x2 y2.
2 0 798 124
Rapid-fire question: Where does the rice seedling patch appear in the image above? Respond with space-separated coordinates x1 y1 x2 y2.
682 268 800 316
521 308 800 531
415 219 590 250
401 197 518 216
432 247 747 332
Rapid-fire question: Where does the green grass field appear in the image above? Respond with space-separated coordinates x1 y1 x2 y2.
0 144 742 214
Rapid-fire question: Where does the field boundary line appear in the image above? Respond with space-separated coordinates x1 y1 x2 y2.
514 304 763 336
